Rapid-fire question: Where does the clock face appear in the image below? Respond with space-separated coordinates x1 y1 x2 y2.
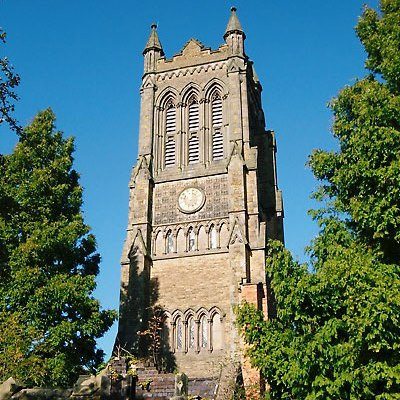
178 187 205 213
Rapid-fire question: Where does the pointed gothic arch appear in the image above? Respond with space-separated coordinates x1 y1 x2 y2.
203 78 227 100
156 87 179 108
181 82 201 104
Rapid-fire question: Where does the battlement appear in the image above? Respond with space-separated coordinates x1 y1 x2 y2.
155 39 231 73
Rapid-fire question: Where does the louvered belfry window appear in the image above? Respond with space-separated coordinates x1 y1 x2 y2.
165 137 175 167
188 98 200 164
165 103 176 167
212 95 224 160
212 96 223 127
188 136 200 164
188 100 199 132
166 103 176 133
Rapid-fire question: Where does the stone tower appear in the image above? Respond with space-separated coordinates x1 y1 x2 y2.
116 7 284 396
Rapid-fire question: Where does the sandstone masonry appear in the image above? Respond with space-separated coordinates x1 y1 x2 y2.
115 8 284 399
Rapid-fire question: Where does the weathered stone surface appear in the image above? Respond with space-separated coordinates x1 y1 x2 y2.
171 373 188 399
71 369 110 399
11 388 72 400
0 378 24 400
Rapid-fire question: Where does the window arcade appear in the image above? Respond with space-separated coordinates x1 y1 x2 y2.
158 85 225 169
167 309 222 353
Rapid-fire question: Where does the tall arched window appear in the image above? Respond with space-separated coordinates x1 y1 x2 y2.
176 317 183 350
211 312 223 351
188 99 199 132
188 97 200 164
165 102 176 167
188 228 195 252
162 315 171 351
200 315 208 349
211 95 224 160
166 230 174 254
210 225 217 249
166 101 176 133
188 317 195 350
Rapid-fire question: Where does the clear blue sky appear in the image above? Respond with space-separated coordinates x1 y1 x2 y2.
0 0 379 358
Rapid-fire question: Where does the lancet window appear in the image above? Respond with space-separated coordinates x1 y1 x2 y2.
188 317 195 350
187 96 200 165
188 99 199 132
188 228 196 252
164 101 176 167
176 317 183 350
211 94 224 160
210 225 218 249
200 315 208 349
166 230 174 254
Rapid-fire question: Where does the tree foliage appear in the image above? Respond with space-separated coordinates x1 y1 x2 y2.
0 28 21 133
236 1 400 398
310 0 400 263
0 109 117 387
237 239 400 399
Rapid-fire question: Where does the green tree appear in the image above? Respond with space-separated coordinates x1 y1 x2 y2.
0 28 21 133
310 0 400 263
236 1 400 398
0 109 117 387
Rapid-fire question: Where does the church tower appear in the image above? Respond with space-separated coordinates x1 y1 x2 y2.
116 7 284 396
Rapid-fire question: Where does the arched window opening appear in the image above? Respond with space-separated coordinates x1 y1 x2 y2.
188 99 199 132
176 317 183 350
211 313 223 351
166 230 174 254
165 102 176 168
210 225 218 249
198 226 208 251
188 317 195 350
211 94 223 160
188 135 200 164
200 316 208 349
212 131 224 161
166 103 176 133
162 316 171 351
219 223 229 248
188 228 196 252
176 228 185 253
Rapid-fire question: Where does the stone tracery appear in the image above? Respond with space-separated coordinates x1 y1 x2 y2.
154 81 227 173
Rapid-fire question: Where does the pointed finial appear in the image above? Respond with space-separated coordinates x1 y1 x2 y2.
224 6 245 38
143 22 164 55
